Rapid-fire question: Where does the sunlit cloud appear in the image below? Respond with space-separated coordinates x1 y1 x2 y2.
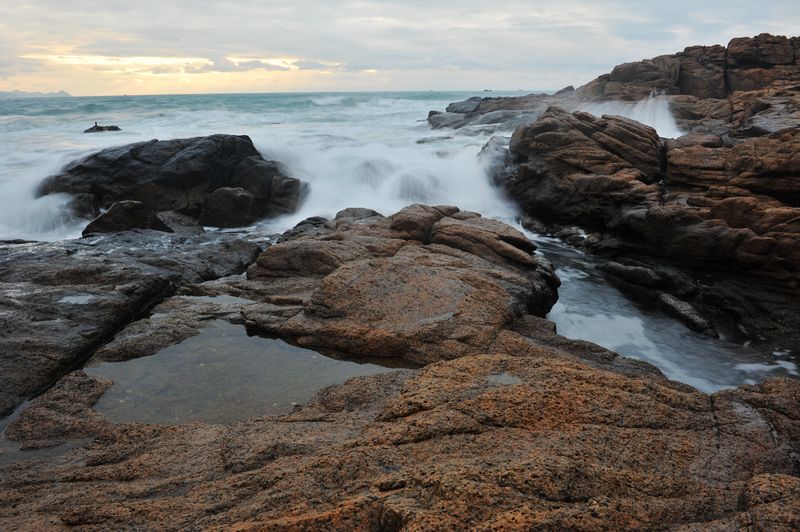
1 0 798 95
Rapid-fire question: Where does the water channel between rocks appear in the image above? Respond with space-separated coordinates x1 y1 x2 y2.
84 319 408 425
534 235 799 393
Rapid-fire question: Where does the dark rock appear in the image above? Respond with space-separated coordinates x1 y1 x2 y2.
83 123 121 133
657 293 716 336
198 187 256 227
37 134 307 227
82 201 173 236
0 231 261 417
154 210 205 235
446 96 482 114
428 111 467 129
334 208 383 221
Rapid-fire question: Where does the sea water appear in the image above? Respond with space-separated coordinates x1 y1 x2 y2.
0 91 795 392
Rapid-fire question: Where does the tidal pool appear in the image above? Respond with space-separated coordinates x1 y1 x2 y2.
85 319 407 424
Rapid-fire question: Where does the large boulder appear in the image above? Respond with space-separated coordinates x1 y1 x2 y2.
37 134 308 228
244 204 559 365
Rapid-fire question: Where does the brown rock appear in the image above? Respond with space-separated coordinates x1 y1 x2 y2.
499 106 800 344
244 205 559 365
1 344 798 530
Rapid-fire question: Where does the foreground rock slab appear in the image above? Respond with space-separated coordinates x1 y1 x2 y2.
0 231 260 417
0 335 797 529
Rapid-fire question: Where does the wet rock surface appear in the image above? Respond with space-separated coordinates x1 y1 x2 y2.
0 231 261 417
37 134 308 227
497 106 800 345
243 204 559 364
1 205 798 529
1 333 798 529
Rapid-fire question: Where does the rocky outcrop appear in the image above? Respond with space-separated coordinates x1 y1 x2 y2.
244 204 559 365
429 34 800 136
497 107 800 343
37 134 308 227
0 231 261 417
3 349 799 530
578 33 800 101
0 205 798 528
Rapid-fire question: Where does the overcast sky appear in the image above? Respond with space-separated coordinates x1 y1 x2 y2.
1 0 798 96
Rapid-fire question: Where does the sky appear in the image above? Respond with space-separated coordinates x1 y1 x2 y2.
1 0 799 96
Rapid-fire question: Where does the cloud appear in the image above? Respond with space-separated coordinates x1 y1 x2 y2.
183 56 291 74
1 0 798 94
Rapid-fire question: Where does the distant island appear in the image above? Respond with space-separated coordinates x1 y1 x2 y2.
0 89 71 99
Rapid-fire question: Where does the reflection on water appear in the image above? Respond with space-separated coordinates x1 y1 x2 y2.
533 235 799 393
85 320 404 424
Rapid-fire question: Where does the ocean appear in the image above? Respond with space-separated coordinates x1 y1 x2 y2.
0 91 527 241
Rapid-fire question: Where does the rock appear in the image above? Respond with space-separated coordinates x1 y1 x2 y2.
428 111 467 129
81 201 173 236
727 34 800 93
446 96 482 114
37 134 307 226
4 371 112 446
0 231 261 417
154 210 205 235
1 338 798 529
577 34 800 100
1 202 799 529
198 187 257 227
427 92 568 131
244 204 559 365
657 293 716 336
83 123 121 133
498 106 800 345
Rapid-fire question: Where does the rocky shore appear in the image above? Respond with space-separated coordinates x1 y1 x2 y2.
432 33 800 348
1 33 799 530
2 206 798 529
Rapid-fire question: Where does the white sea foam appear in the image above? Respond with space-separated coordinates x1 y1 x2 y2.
578 92 684 138
0 92 516 241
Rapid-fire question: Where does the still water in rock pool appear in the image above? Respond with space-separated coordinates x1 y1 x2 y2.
85 320 405 424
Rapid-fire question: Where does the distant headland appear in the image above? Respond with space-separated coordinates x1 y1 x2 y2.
0 89 71 99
